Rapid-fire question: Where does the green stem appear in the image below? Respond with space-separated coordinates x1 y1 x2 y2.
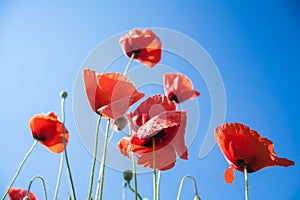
123 53 135 76
95 119 111 200
26 176 47 200
87 115 102 200
176 175 199 200
60 91 76 200
1 140 38 200
131 152 138 200
244 165 249 200
122 182 127 200
157 171 161 200
153 139 157 200
127 181 143 200
54 152 64 200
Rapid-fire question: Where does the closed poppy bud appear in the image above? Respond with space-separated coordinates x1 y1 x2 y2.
120 28 162 68
112 116 128 131
123 170 133 182
29 112 69 153
194 195 201 200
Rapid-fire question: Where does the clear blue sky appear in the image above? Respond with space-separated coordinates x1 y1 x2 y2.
0 1 299 199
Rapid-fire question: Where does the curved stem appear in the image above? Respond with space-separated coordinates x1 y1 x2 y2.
54 152 64 200
87 115 102 200
153 139 157 200
123 53 135 76
61 92 76 200
1 140 38 200
244 165 249 200
95 119 111 200
127 181 143 200
176 175 199 200
26 176 47 200
157 171 161 200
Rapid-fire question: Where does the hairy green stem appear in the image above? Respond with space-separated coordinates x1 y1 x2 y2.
95 119 110 200
176 175 199 200
26 176 47 200
157 171 161 200
153 139 157 200
87 115 102 200
127 181 143 200
1 140 38 200
54 151 64 200
244 165 249 200
123 53 135 76
61 91 76 200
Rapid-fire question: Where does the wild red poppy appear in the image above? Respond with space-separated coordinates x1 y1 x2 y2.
29 112 69 153
118 94 188 170
83 69 145 119
215 122 295 184
8 188 37 200
164 73 200 103
119 28 162 68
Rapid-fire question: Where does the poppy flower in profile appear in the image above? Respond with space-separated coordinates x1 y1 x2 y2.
119 28 162 68
118 94 188 170
83 69 145 119
30 112 69 153
164 73 200 103
215 122 295 184
8 188 37 200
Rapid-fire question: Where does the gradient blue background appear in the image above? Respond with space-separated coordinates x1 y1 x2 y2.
0 1 299 199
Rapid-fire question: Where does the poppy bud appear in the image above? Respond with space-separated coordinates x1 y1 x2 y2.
112 116 128 131
60 91 68 99
194 195 201 200
123 170 133 182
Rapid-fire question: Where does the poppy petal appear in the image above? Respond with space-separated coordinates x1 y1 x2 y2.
164 73 200 103
8 188 37 200
120 29 162 68
224 166 235 184
215 123 295 173
130 94 176 129
118 136 132 158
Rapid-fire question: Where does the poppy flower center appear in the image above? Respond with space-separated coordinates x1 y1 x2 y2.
33 132 47 141
142 130 167 148
236 159 254 173
130 49 142 58
169 94 179 103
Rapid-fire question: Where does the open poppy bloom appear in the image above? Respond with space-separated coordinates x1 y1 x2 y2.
215 122 295 184
164 73 200 103
83 69 145 119
29 112 69 153
119 28 162 68
8 188 37 200
118 94 188 170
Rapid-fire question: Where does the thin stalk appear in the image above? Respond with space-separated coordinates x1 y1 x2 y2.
54 151 64 200
87 115 102 200
244 165 249 200
153 139 157 200
95 119 111 200
122 182 127 200
157 171 161 200
1 140 38 200
60 91 76 200
127 181 143 200
123 53 135 76
26 176 47 200
176 175 199 200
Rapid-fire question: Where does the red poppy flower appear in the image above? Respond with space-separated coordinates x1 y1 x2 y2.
119 28 162 68
164 73 200 103
118 94 188 170
29 112 69 153
83 69 145 119
215 123 295 184
8 188 37 200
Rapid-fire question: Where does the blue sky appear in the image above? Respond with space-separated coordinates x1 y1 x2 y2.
0 1 299 199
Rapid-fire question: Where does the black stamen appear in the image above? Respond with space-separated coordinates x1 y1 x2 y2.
169 94 179 103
